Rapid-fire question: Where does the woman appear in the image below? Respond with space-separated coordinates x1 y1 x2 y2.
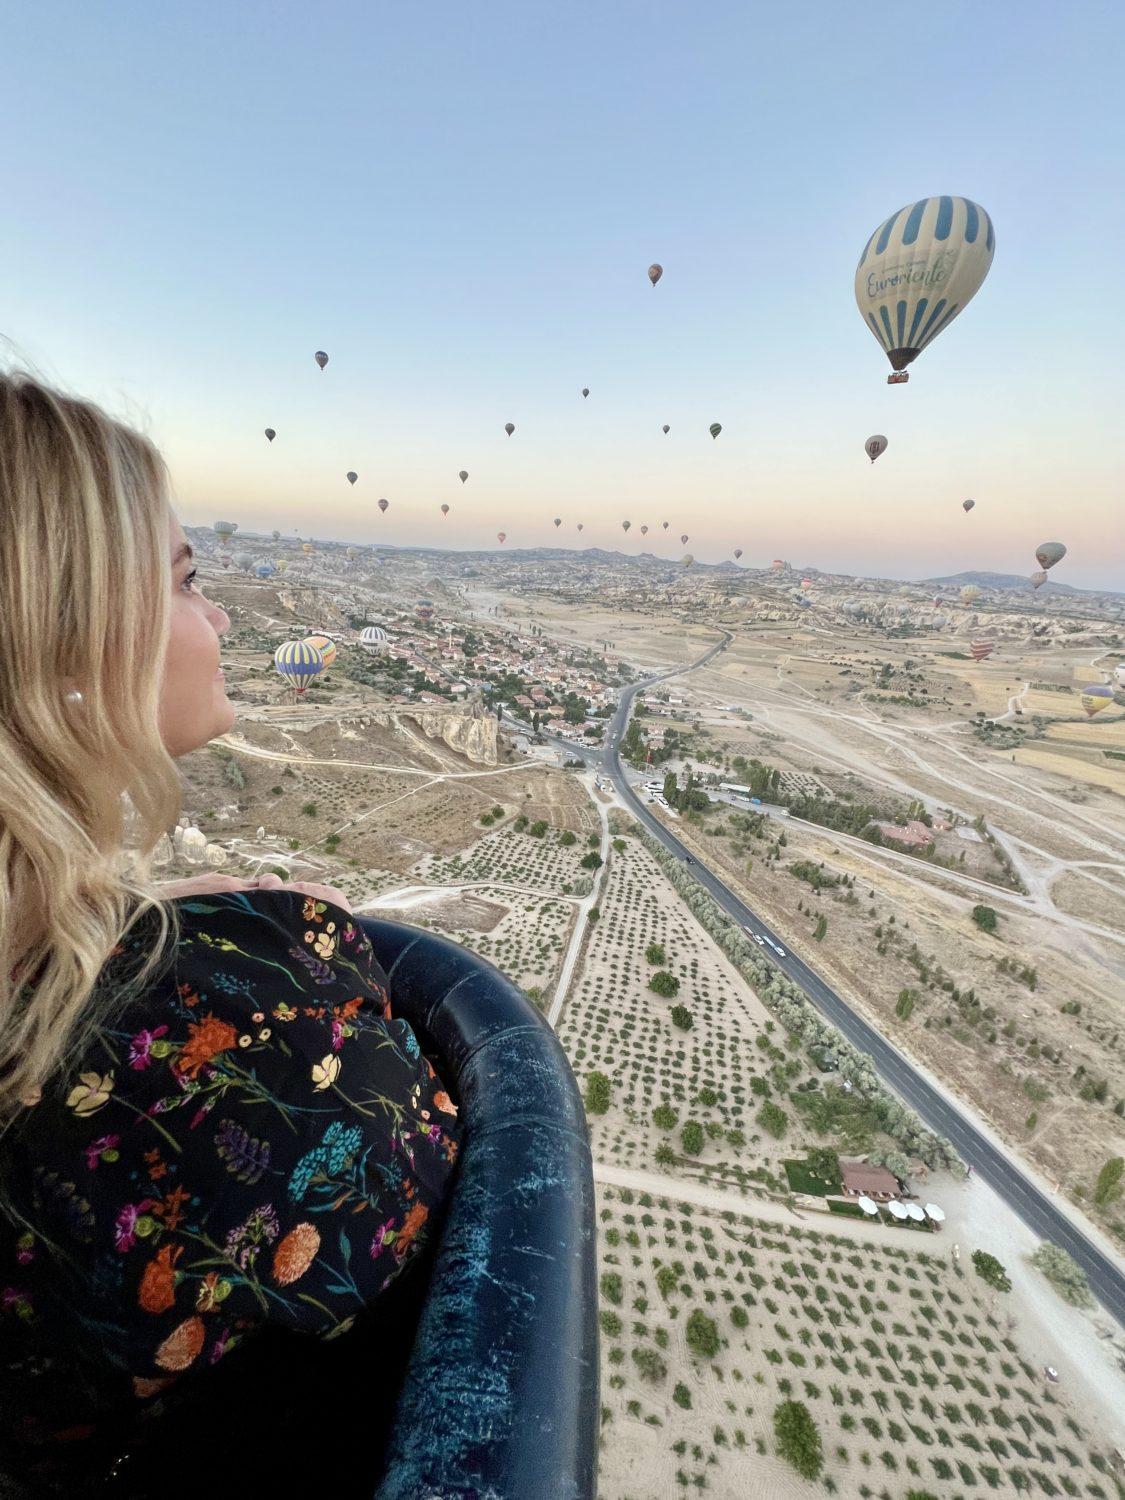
0 375 461 1493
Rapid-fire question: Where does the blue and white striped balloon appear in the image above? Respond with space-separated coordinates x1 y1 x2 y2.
273 639 324 695
855 196 995 375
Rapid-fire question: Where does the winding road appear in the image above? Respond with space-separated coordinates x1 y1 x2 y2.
595 633 1125 1327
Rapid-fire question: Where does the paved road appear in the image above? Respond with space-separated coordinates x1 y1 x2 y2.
598 634 1125 1328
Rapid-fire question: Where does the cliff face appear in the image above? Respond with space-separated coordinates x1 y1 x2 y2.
345 696 498 766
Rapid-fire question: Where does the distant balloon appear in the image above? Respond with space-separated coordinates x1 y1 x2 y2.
1030 569 1048 590
963 498 975 513
662 521 669 531
577 523 584 532
441 504 450 516
581 387 589 398
554 518 562 528
802 578 814 588
648 263 663 287
415 600 435 623
303 634 337 670
275 559 288 573
274 639 324 695
302 542 315 555
709 423 722 440
219 554 232 569
213 521 238 543
733 548 743 560
346 471 358 485
640 525 649 536
681 534 689 545
622 520 631 533
681 554 694 568
1080 684 1113 717
234 552 253 571
960 584 981 605
969 639 995 661
497 531 506 544
855 197 996 380
271 529 281 541
346 546 359 560
459 470 469 483
360 625 389 656
771 559 787 571
264 428 276 443
504 422 515 437
314 351 329 370
1035 541 1066 570
865 434 888 463
378 499 389 514
662 425 670 435
255 561 274 579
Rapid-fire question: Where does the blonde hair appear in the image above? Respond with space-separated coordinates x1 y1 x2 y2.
0 373 183 1116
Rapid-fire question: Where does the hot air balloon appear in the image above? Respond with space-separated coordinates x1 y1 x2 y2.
234 552 254 571
963 499 975 513
865 435 888 463
271 529 281 541
662 425 670 435
264 428 276 443
802 578 814 589
733 548 743 560
360 625 388 656
622 521 631 533
709 423 722 440
855 197 996 383
576 523 584 532
441 503 450 517
497 532 506 544
256 561 276 579
640 525 649 536
345 471 357 486
303 633 337 669
1030 570 1048 590
681 555 694 568
275 559 288 573
771 559 786 571
274 640 324 696
581 387 589 398
346 546 359 560
960 584 981 605
415 600 435 623
969 639 995 661
681 534 689 545
1035 541 1066 570
378 499 389 514
504 422 515 437
1080 685 1114 717
213 521 238 543
219 554 232 569
314 351 329 370
302 542 315 555
459 470 468 483
648 263 663 286
554 518 562 528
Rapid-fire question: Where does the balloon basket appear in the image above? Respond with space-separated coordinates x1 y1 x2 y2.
887 371 909 385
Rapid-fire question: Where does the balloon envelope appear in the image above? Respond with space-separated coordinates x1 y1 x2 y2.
415 600 435 622
378 499 389 513
274 639 324 694
504 422 515 436
264 428 276 442
346 471 357 485
1035 541 1066 570
865 434 888 463
640 525 648 536
734 548 743 560
662 425 670 434
554 518 561 527
960 584 981 604
303 634 337 669
648 263 663 286
314 350 329 370
497 532 506 543
459 470 468 483
622 521 631 532
963 498 975 512
1080 685 1113 717
681 555 694 568
855 196 996 373
360 625 388 655
577 522 584 532
1030 569 1048 589
709 423 722 439
681 534 689 544
581 387 589 398
969 639 995 660
441 504 450 516
213 521 238 541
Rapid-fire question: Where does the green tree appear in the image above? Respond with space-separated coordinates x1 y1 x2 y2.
1093 1157 1124 1206
972 905 999 934
757 1101 788 1139
971 1250 1011 1292
648 970 680 998
685 1308 720 1360
559 829 577 846
807 1147 841 1186
644 942 666 965
579 851 602 870
773 1399 824 1481
584 1071 611 1115
813 914 828 941
672 1382 692 1410
599 1272 623 1305
652 1104 678 1131
1029 1243 1095 1308
681 1121 704 1156
528 819 548 838
669 1004 693 1031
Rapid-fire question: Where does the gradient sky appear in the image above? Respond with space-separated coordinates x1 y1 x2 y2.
2 1 1123 587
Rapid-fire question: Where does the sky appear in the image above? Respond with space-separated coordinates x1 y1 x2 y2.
2 1 1123 587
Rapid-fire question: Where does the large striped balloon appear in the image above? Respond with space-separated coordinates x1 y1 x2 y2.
302 634 337 669
969 639 995 661
855 196 995 375
273 639 324 695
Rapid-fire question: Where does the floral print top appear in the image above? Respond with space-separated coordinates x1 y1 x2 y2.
0 892 461 1484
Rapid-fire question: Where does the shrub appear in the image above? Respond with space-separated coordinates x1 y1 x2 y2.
599 1309 622 1337
757 1101 789 1139
600 1272 623 1306
654 1142 675 1165
584 1071 611 1116
645 942 666 965
681 1121 704 1156
672 1382 692 1410
528 820 548 838
972 905 998 934
648 970 680 998
631 1346 667 1383
653 1104 679 1131
773 1399 824 1481
300 801 318 817
669 1005 693 1031
559 830 576 846
1093 1157 1123 1207
685 1309 720 1360
731 1306 749 1329
579 851 602 870
808 1147 841 1184
1029 1244 1095 1308
971 1251 1011 1293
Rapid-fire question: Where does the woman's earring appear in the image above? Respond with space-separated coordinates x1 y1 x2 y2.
64 689 84 705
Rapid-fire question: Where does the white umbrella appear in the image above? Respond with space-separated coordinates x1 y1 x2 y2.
887 1200 908 1220
904 1202 926 1222
924 1203 946 1223
856 1195 879 1216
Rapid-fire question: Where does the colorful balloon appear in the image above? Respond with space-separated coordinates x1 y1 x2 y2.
1035 541 1066 570
264 428 276 443
213 521 238 542
274 639 324 695
963 498 975 512
865 434 888 463
254 561 274 579
648 263 663 286
314 350 329 370
681 554 694 568
960 584 981 605
640 525 649 536
1080 685 1113 717
504 422 515 437
303 634 337 669
709 423 722 440
346 546 359 560
360 625 388 655
301 542 315 555
969 639 995 661
497 532 506 544
415 600 435 623
855 197 995 380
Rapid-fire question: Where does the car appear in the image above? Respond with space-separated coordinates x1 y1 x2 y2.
753 934 765 946
1044 1366 1059 1384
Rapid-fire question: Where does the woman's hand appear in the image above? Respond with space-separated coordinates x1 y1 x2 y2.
157 872 352 912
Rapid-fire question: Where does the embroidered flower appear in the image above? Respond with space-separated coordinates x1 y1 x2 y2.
154 1316 206 1372
127 1025 169 1071
311 1054 341 1091
271 1223 320 1286
138 1243 182 1314
84 1134 121 1170
223 1203 280 1270
195 1272 232 1312
114 1201 157 1254
176 1013 239 1079
66 1071 115 1117
393 1202 429 1261
369 1219 396 1256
